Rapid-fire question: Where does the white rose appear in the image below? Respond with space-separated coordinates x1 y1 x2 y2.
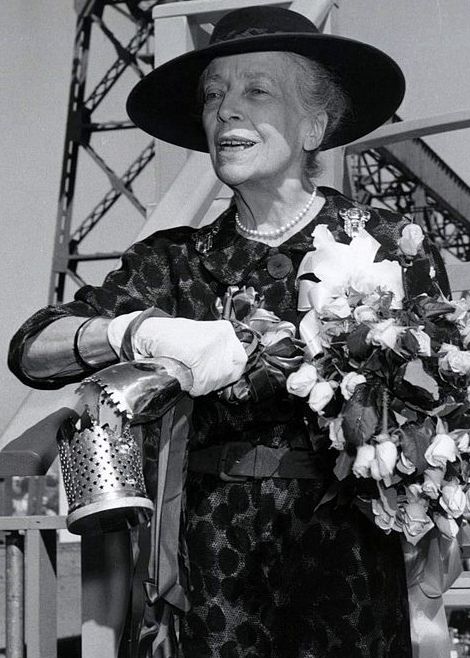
422 467 445 500
374 441 398 480
307 381 336 414
353 305 378 324
286 362 318 398
440 480 467 518
366 318 404 350
445 350 470 376
438 343 460 371
434 514 460 539
398 224 424 257
352 444 376 478
340 372 367 401
425 433 458 468
408 328 431 357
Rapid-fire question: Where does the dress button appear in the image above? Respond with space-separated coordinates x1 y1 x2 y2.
266 252 293 279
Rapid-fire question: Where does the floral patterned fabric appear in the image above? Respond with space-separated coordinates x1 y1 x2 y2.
8 187 431 657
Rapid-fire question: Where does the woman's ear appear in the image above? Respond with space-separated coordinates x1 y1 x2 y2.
304 111 328 151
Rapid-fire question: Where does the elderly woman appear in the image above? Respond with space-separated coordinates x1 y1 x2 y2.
10 6 448 658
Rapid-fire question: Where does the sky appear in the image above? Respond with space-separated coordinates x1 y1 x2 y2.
1 0 470 442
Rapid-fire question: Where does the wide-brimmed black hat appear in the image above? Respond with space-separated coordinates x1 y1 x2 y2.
127 5 405 151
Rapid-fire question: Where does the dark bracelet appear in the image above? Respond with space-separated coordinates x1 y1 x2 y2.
74 316 118 370
73 318 97 370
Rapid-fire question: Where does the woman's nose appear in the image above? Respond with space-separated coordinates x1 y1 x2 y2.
217 92 243 122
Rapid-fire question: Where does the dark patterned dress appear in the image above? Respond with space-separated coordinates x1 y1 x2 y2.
9 188 421 657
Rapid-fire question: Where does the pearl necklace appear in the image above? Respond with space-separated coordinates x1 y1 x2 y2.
235 186 317 239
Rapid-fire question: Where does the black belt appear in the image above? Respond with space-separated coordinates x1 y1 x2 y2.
188 442 323 481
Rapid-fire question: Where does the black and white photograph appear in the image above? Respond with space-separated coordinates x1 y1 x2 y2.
2 1 470 657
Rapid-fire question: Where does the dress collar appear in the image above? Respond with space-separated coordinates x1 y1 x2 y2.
193 187 381 285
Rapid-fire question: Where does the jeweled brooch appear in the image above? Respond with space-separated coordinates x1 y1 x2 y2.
339 207 371 238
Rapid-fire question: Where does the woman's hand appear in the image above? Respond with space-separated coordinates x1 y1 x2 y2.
108 315 248 396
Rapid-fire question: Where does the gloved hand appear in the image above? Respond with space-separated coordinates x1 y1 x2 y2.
107 314 248 397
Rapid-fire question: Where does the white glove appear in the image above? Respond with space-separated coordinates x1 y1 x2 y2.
107 311 142 356
107 315 247 397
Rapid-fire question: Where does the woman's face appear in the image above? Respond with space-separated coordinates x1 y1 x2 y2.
201 52 321 192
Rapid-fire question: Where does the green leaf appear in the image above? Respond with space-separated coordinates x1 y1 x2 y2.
346 323 373 360
401 330 420 356
334 452 355 481
399 419 434 475
403 359 440 400
342 383 380 447
395 359 440 408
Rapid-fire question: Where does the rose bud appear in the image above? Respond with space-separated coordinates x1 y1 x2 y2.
366 318 404 350
439 480 467 518
375 441 398 480
286 362 318 398
352 444 376 478
308 381 336 414
398 224 424 257
340 372 367 401
424 433 458 468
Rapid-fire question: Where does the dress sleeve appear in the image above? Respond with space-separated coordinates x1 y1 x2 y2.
8 230 188 389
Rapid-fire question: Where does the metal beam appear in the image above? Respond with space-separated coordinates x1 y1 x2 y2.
348 110 470 153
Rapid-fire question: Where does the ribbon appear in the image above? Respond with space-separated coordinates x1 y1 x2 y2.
402 532 462 658
138 397 193 658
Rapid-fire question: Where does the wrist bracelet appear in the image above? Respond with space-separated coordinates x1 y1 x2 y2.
74 317 116 370
74 318 97 370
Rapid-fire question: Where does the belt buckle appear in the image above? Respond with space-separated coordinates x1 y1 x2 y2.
218 443 249 482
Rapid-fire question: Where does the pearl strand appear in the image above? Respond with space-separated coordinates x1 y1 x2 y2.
235 185 317 239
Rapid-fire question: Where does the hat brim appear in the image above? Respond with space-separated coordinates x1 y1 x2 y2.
127 32 405 151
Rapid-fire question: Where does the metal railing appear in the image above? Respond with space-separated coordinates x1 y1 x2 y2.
0 410 74 658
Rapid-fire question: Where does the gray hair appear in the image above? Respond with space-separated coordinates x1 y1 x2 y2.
281 52 351 178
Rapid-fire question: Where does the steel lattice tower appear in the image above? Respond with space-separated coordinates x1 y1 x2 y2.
49 0 162 304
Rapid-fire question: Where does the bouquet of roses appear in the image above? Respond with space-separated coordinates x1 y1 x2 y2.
286 221 470 545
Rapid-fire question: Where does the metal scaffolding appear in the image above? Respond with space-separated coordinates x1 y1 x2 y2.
347 118 470 261
49 0 160 304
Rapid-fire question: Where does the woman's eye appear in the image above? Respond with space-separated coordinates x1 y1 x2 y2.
249 87 268 96
204 89 222 103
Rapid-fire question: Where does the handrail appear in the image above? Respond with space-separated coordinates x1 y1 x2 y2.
0 408 78 479
1 408 76 657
